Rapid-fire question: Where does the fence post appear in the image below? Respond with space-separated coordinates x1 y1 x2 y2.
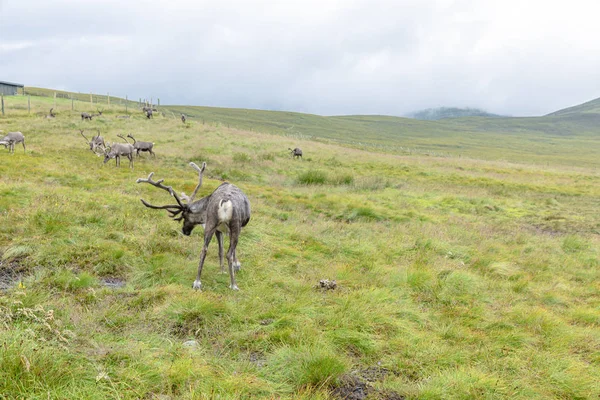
1 94 4 116
90 92 93 106
54 92 57 108
71 95 74 111
108 92 110 105
125 95 128 113
28 95 31 114
158 98 160 107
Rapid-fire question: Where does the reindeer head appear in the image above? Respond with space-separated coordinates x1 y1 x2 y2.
137 162 208 236
102 144 114 163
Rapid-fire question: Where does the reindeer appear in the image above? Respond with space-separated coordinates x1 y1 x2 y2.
145 109 153 119
79 129 105 156
124 134 155 157
181 114 186 124
116 115 131 119
137 162 251 291
81 112 93 121
45 108 56 119
0 132 26 153
92 108 104 118
289 147 303 159
103 140 134 168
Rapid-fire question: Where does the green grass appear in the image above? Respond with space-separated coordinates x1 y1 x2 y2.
0 92 599 398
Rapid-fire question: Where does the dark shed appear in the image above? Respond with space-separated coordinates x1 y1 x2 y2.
0 81 24 96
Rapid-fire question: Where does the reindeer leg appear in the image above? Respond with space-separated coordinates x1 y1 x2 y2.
193 227 216 290
227 226 240 290
234 247 241 272
216 230 225 273
22 140 26 153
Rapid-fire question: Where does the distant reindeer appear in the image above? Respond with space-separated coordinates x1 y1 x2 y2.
45 108 56 119
122 134 155 157
81 112 93 121
145 109 153 119
116 115 131 119
79 129 105 156
289 147 303 159
103 140 134 168
0 132 26 153
181 114 186 124
137 162 251 291
92 108 104 117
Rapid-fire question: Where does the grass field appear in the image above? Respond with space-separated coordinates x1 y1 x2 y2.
0 93 599 399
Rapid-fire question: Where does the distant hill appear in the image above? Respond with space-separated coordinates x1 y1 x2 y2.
407 107 503 120
546 96 600 116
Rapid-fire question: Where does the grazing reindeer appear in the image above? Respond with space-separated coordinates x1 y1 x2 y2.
124 134 155 157
181 114 186 124
136 162 251 291
45 108 56 119
116 115 131 119
145 109 153 119
79 129 105 156
81 112 93 121
103 140 134 168
92 108 104 117
0 132 26 153
289 147 303 159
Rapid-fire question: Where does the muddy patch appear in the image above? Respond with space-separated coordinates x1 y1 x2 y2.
330 366 405 400
0 258 30 290
100 277 126 289
331 375 369 400
249 351 267 368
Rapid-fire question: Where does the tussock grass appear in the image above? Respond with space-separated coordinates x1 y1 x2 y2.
0 93 599 398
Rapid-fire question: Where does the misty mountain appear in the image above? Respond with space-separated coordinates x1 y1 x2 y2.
406 107 503 120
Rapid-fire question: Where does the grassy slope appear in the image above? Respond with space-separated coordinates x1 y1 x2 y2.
163 105 600 168
0 94 599 399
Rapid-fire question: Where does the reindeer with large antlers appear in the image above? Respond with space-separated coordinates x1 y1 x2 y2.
79 129 105 156
136 162 251 291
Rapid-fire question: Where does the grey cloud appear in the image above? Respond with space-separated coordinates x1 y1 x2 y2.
1 0 600 116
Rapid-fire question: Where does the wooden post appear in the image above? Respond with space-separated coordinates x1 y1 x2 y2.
28 95 31 114
54 92 57 108
90 92 93 106
158 98 160 107
125 95 128 113
108 92 110 105
1 94 4 116
71 95 74 111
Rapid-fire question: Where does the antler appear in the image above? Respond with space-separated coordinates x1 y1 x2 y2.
182 162 206 203
117 134 131 144
79 130 90 143
136 172 186 211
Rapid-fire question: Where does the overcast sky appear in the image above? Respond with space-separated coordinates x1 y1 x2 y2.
1 0 600 116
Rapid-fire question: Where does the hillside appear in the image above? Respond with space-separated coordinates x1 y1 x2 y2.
13 87 600 167
406 107 502 120
164 105 600 168
0 93 599 398
546 96 600 116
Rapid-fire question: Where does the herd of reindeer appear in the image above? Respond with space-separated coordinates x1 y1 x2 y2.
1 106 304 291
